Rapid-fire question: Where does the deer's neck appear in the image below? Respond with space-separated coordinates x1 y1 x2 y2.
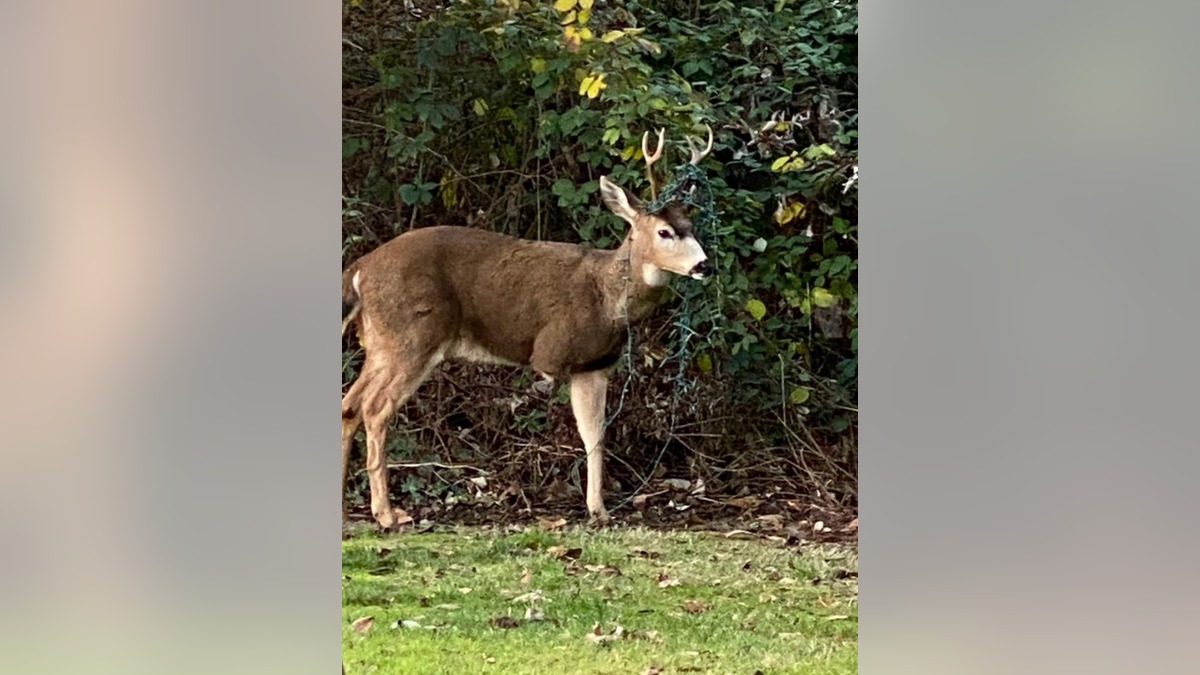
601 235 669 324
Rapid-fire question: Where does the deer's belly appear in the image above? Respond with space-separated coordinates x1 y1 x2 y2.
443 337 523 367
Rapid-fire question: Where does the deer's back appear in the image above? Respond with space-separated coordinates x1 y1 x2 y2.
353 226 616 370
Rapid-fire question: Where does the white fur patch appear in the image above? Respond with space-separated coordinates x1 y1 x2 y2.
642 263 669 287
444 339 519 366
352 270 362 297
679 238 707 272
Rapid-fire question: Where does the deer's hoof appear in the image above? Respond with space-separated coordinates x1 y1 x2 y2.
373 506 413 532
587 509 611 528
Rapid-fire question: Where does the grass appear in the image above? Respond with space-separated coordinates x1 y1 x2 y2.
342 526 857 675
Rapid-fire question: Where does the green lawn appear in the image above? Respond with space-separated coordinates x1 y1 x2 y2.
342 526 857 674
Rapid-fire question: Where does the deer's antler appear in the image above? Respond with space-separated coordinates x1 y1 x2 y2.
641 127 665 200
686 124 714 165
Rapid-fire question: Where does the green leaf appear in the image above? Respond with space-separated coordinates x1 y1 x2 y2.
553 0 575 11
789 387 811 405
746 298 767 321
812 288 837 308
770 156 791 172
695 352 713 373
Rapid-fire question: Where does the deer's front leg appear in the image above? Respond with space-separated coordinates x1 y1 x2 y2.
570 369 609 525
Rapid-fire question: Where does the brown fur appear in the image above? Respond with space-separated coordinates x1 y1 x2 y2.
341 176 708 528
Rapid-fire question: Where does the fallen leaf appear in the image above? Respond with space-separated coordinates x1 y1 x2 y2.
585 623 625 645
683 600 711 614
813 520 826 532
377 547 393 557
512 590 548 604
824 615 851 621
657 573 680 588
727 496 762 510
538 517 567 530
632 494 650 509
436 604 460 610
485 656 496 664
524 606 545 622
459 587 473 594
520 568 532 585
662 478 691 491
350 616 374 634
629 549 660 559
758 514 785 530
490 616 520 629
547 546 582 560
847 517 859 531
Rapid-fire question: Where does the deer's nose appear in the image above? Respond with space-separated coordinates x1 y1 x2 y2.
690 260 714 278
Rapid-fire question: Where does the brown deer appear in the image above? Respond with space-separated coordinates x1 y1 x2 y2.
341 127 714 528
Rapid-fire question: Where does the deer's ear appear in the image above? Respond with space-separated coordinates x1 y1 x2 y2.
599 175 644 225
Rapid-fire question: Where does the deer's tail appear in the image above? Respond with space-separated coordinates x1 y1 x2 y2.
341 263 363 336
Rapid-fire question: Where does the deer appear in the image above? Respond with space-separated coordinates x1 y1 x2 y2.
341 126 715 528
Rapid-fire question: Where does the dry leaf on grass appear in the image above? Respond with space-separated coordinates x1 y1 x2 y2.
512 590 548 604
524 606 546 622
546 546 583 560
585 622 625 645
489 616 520 629
683 600 711 614
657 573 680 588
629 549 660 559
538 517 567 530
350 616 374 634
520 568 532 585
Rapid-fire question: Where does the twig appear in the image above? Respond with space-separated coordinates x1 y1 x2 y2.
387 462 488 472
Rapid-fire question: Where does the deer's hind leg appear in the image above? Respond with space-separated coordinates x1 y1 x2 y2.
341 376 368 524
357 342 444 530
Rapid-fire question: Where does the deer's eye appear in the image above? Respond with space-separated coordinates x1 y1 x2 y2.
657 229 674 240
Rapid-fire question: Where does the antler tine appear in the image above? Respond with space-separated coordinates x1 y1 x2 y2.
641 127 665 199
687 123 714 165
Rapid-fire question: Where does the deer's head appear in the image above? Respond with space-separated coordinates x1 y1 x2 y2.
599 126 714 286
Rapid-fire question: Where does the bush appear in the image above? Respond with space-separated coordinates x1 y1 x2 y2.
342 0 858 508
